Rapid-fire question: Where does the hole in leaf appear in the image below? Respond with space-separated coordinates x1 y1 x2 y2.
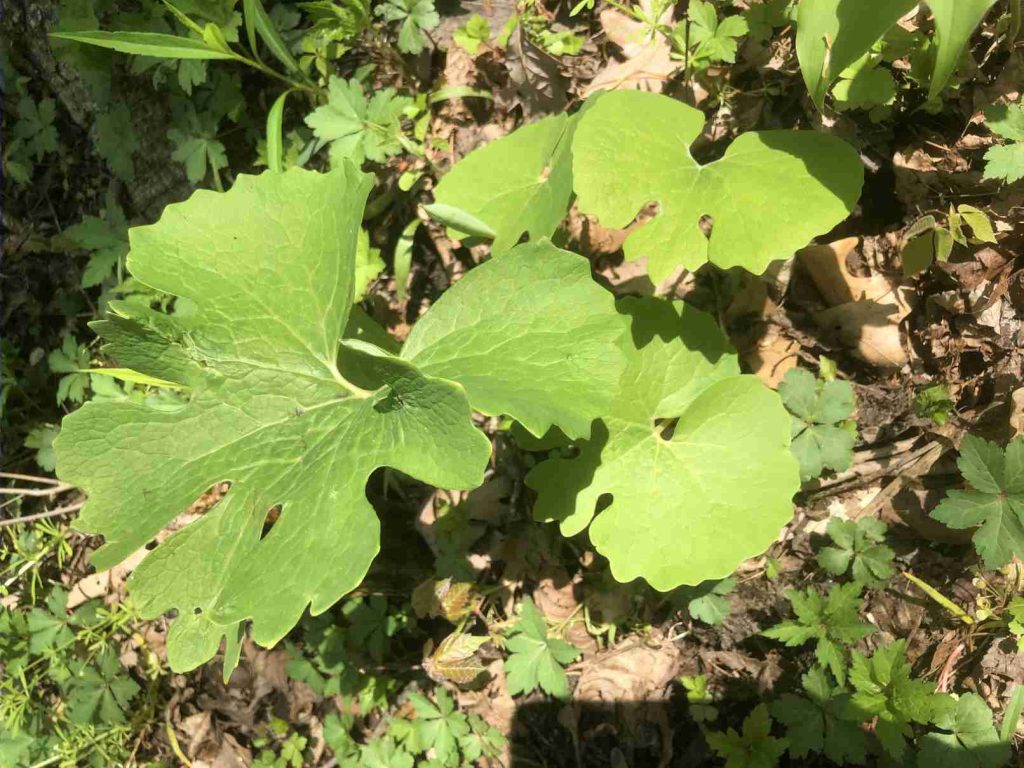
186 481 231 517
193 607 202 616
260 505 282 540
595 493 613 515
637 201 660 225
655 418 679 441
698 214 713 239
144 539 158 551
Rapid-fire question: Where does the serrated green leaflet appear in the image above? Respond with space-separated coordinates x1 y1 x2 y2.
571 91 863 281
763 582 873 684
930 435 1024 569
430 112 577 255
772 667 866 764
983 100 1024 184
402 240 626 439
848 639 942 759
527 297 800 590
54 167 492 670
706 704 788 768
503 598 579 698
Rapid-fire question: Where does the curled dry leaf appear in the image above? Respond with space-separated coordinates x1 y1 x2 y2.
411 577 477 622
571 632 680 755
423 632 490 685
583 0 678 97
574 632 680 705
799 237 913 368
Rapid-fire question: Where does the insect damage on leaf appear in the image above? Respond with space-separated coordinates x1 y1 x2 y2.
527 297 800 591
54 166 492 673
571 90 863 281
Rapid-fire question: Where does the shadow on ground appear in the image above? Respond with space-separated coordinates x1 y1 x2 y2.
509 697 1014 767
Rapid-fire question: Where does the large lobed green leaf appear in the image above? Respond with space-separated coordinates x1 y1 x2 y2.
527 297 800 590
55 167 626 672
429 113 579 256
571 91 863 281
402 239 626 439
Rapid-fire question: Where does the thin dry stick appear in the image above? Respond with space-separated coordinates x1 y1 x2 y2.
0 500 84 528
0 471 64 484
0 472 74 497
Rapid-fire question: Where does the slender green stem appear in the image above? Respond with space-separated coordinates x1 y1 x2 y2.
231 51 320 95
903 571 975 625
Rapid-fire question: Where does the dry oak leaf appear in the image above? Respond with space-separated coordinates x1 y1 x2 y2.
799 237 913 368
583 0 677 96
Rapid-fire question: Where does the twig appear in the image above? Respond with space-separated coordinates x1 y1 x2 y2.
0 471 74 497
0 500 84 528
0 471 65 484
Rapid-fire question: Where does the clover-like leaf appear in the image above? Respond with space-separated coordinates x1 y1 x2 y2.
402 239 626 439
429 113 578 256
918 692 1009 768
816 516 894 587
407 688 470 764
675 577 735 626
528 297 800 590
930 435 1024 569
571 91 863 281
54 167 493 671
779 367 856 482
374 0 439 54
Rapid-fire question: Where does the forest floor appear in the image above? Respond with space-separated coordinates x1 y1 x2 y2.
2 0 1024 766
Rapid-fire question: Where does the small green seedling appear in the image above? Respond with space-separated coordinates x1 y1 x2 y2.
815 517 895 587
915 384 955 426
503 598 579 699
705 703 787 768
901 204 997 276
772 667 866 764
763 583 874 684
680 674 719 724
778 367 856 482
